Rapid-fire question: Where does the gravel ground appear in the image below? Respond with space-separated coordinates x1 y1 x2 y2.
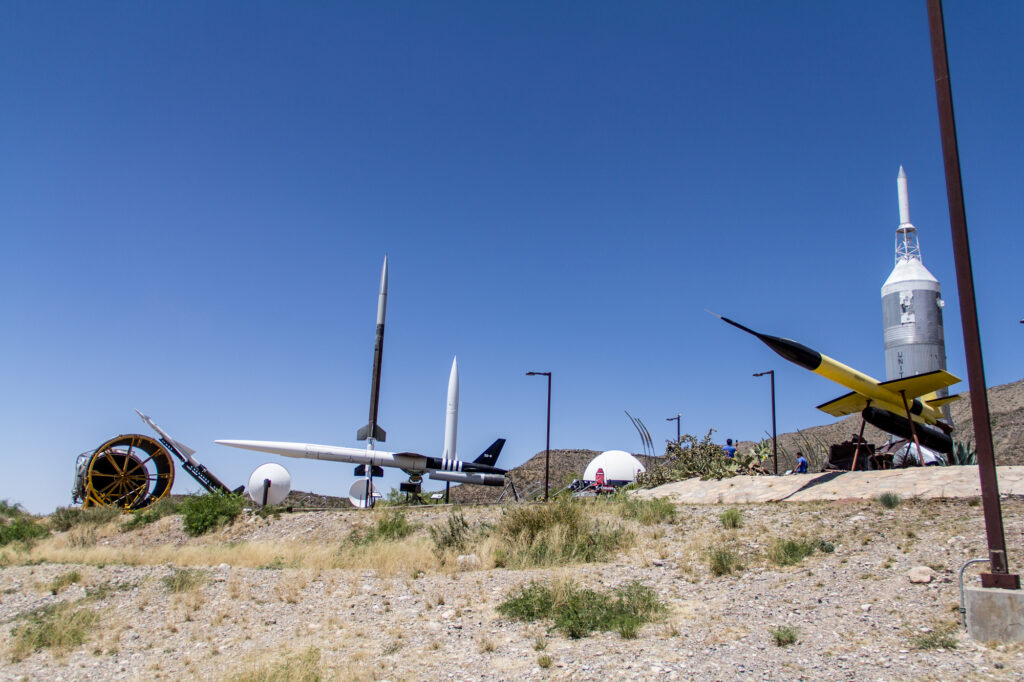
2 496 1023 680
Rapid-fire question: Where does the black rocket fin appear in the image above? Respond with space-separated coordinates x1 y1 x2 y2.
473 439 506 467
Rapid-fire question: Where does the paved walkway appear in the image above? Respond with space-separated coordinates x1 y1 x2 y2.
634 466 1024 505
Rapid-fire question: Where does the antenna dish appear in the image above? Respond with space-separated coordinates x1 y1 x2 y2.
247 463 291 506
348 479 377 508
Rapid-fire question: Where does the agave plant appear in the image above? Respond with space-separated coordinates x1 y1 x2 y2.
950 440 977 466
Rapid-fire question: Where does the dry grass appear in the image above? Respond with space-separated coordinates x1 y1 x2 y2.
225 646 324 682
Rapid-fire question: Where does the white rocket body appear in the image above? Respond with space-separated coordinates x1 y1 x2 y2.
443 357 459 461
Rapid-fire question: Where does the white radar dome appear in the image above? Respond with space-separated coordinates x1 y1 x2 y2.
247 463 292 506
583 450 646 485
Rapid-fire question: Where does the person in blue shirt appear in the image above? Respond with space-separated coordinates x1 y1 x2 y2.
723 438 737 459
796 452 808 473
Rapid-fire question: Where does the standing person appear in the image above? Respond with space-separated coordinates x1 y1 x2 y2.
795 452 808 473
723 438 737 459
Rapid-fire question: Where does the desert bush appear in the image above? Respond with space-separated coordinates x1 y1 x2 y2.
770 625 799 647
637 431 767 487
950 440 977 466
162 568 206 593
606 495 676 525
180 492 245 536
50 505 121 532
719 508 742 529
348 511 416 545
768 538 818 566
0 514 49 546
9 602 99 662
708 546 740 576
495 499 631 568
538 654 553 668
230 646 323 682
121 497 182 531
497 579 665 639
876 492 901 509
429 511 476 556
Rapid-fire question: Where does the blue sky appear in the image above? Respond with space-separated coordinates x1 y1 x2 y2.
2 2 1022 513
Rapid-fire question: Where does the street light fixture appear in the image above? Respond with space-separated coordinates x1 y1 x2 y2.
526 371 552 501
666 413 681 445
753 370 778 475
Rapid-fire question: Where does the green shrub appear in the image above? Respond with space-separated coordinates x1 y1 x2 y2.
537 654 553 668
719 508 743 529
50 506 121 532
770 625 799 646
950 440 977 466
348 511 416 545
497 579 665 639
0 500 25 518
768 538 818 566
162 568 206 593
0 516 49 546
709 547 740 576
9 602 99 662
180 492 245 536
122 497 182 531
496 499 631 568
608 495 676 525
876 492 901 509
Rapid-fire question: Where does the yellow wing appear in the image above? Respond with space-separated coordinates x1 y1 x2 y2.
878 369 960 399
816 391 869 417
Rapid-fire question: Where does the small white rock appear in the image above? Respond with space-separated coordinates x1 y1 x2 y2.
907 566 935 584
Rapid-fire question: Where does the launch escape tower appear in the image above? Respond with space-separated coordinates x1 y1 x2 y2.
881 166 951 416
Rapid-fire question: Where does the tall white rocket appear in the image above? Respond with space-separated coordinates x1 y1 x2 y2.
881 166 949 400
442 357 459 460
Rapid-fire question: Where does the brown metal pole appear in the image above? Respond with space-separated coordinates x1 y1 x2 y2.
926 0 1017 588
900 392 925 467
850 416 868 472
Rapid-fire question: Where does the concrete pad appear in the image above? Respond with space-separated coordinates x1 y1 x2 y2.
635 465 1024 505
965 586 1024 642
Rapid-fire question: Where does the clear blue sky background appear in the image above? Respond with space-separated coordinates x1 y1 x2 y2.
2 2 1021 513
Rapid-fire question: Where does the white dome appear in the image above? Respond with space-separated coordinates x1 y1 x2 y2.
583 450 646 484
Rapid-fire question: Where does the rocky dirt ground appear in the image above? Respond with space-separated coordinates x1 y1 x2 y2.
2 495 1023 681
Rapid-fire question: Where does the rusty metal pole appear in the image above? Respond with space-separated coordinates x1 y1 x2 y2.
850 415 868 472
926 0 1018 588
900 392 926 467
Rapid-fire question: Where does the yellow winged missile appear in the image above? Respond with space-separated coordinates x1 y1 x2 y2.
710 311 961 428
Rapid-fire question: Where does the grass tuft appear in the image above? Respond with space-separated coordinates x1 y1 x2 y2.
497 579 665 639
876 492 901 509
230 646 323 682
770 625 799 647
9 602 99 662
607 495 677 525
348 511 416 545
708 546 740 576
768 538 818 566
910 625 958 650
47 570 81 595
162 568 206 593
495 498 632 568
538 654 553 668
719 508 743 529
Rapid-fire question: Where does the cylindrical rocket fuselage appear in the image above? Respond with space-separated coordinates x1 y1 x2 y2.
443 358 458 460
881 168 948 403
359 257 388 442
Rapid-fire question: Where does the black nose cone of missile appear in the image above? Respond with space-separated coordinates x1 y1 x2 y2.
711 312 822 371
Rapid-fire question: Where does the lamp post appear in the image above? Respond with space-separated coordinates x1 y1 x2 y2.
666 413 681 445
526 371 552 501
753 370 778 475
